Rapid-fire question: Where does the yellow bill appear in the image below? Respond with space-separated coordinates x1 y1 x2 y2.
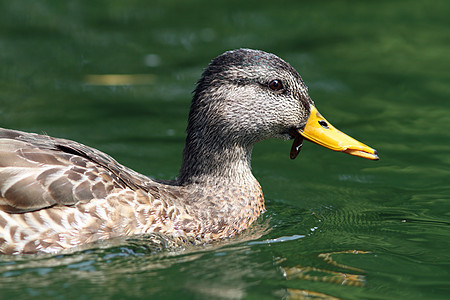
294 105 379 160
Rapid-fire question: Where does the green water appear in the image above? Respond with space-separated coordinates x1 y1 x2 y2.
1 0 449 299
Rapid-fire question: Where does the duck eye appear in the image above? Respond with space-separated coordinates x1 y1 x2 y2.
268 80 283 91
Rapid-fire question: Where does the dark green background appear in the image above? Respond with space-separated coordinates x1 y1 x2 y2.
1 0 449 299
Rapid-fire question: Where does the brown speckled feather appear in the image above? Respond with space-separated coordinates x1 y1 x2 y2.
0 128 265 254
0 128 151 213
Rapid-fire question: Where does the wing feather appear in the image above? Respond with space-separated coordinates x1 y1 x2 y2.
0 128 155 213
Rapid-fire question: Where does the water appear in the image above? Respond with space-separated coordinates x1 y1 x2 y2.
1 0 449 299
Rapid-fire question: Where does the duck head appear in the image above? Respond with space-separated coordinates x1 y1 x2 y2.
185 49 378 161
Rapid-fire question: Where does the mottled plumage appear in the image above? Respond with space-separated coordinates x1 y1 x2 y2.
0 49 377 254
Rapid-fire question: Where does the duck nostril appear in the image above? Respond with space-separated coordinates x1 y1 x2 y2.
318 120 329 129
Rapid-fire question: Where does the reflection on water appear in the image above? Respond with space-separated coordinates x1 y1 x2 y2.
281 251 368 287
0 218 271 298
286 289 340 300
84 74 156 86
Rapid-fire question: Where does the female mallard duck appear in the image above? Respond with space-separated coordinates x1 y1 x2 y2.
0 49 378 254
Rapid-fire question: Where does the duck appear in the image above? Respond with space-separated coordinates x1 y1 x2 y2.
0 49 378 255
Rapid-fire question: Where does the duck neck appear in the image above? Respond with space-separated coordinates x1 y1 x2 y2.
177 132 256 186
